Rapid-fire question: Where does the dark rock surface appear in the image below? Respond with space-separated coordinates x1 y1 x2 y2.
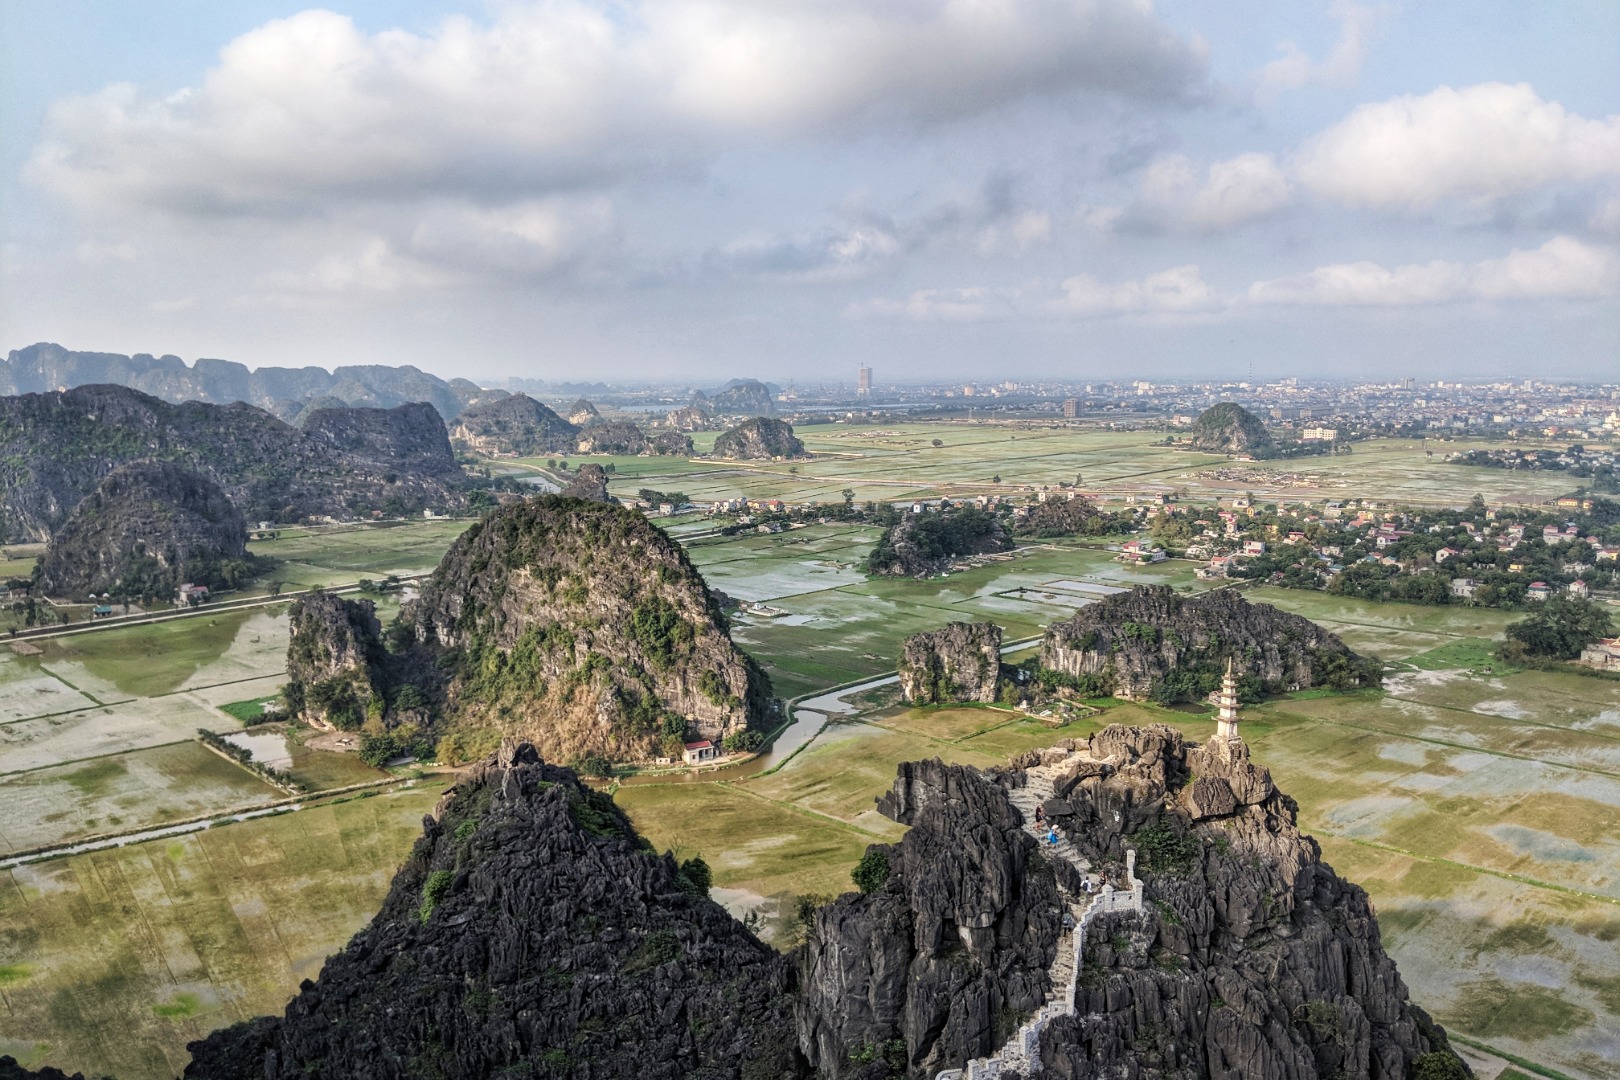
711 417 806 460
1042 586 1382 699
284 590 388 730
1187 401 1272 454
802 758 1062 1079
0 384 466 542
399 497 773 763
648 429 695 455
1014 496 1110 538
807 730 1467 1079
899 621 1005 704
299 402 459 477
32 461 248 600
558 462 614 502
707 379 775 417
181 743 807 1080
449 394 578 456
867 506 1014 578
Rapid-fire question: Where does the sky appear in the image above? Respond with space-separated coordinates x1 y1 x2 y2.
1 1 1617 384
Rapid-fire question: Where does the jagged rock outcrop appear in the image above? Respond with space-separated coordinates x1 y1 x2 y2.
800 758 1063 1079
1014 496 1110 538
558 462 614 503
32 461 249 600
868 506 1014 578
182 743 808 1079
0 384 467 541
400 497 773 763
899 622 1004 704
804 731 1465 1079
1042 586 1382 701
1188 402 1272 454
566 398 601 426
712 417 806 460
299 402 459 477
1 342 487 418
0 1059 87 1080
449 394 578 456
284 590 388 730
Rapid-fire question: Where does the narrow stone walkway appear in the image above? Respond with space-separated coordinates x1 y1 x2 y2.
937 749 1143 1080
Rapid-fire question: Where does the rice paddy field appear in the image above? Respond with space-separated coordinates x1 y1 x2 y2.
0 420 1613 1078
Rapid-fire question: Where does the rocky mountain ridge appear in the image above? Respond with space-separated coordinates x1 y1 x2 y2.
449 394 578 456
0 384 468 541
899 621 1005 703
868 506 1014 578
1188 402 1273 454
3 342 486 420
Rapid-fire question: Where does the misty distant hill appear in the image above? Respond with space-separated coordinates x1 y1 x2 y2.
1 342 492 419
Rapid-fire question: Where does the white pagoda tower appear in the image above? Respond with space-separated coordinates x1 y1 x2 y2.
1214 658 1243 741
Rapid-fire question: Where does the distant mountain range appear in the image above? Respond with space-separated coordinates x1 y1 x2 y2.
1 343 503 420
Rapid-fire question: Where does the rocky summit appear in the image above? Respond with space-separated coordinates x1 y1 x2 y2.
31 460 249 600
868 505 1014 578
802 726 1466 1079
1042 586 1382 701
558 462 614 502
299 402 461 477
179 742 806 1080
899 621 1005 704
449 394 579 456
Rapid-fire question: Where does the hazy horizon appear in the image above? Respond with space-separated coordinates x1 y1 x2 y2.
3 1 1617 382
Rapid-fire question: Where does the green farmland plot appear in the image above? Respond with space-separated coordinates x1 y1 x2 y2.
247 519 473 589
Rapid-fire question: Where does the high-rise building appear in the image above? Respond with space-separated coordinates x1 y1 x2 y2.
856 366 872 397
1061 398 1080 418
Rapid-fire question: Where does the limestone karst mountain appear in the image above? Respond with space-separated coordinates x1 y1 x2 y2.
899 621 1005 703
711 416 806 460
557 462 615 502
1187 401 1273 453
802 726 1466 1079
449 393 579 456
0 384 467 542
32 461 250 600
867 505 1014 578
1042 585 1383 701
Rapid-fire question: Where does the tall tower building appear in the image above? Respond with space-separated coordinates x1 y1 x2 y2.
857 366 873 397
1214 658 1243 741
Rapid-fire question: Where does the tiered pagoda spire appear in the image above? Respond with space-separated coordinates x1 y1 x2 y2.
1215 658 1242 741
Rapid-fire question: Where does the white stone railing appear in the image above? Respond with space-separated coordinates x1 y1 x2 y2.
935 840 1142 1079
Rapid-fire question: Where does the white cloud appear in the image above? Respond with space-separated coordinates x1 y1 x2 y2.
251 238 458 305
1132 152 1292 231
852 263 1219 321
149 295 198 313
1258 1 1382 97
75 241 137 264
1294 83 1620 210
1247 235 1620 306
26 1 1204 218
706 223 901 282
409 197 619 277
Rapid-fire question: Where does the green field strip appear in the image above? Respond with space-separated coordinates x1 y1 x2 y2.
718 779 894 838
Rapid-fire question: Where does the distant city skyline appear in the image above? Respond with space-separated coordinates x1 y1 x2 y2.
2 1 1617 381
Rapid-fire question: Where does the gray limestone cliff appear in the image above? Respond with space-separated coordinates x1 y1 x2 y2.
1187 402 1272 454
449 393 578 456
283 590 388 730
558 462 614 502
899 621 1005 704
32 460 248 600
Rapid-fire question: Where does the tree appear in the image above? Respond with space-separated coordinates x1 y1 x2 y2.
1502 595 1614 660
852 850 890 893
841 488 855 508
931 438 943 447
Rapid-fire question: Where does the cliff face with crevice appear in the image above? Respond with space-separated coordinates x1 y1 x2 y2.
802 728 1465 1080
181 742 807 1080
899 621 1004 704
401 496 773 762
284 591 388 730
32 460 248 599
1042 586 1382 700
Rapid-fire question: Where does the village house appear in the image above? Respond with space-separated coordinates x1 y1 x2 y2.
176 583 209 608
1580 639 1620 672
682 740 719 766
1526 582 1551 601
1434 546 1463 563
1568 580 1591 599
1118 539 1167 565
1449 578 1479 600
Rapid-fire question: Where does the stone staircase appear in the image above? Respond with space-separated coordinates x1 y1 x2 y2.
935 750 1143 1080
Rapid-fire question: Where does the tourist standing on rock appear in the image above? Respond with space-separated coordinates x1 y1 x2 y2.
1047 826 1058 846
1034 803 1044 825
